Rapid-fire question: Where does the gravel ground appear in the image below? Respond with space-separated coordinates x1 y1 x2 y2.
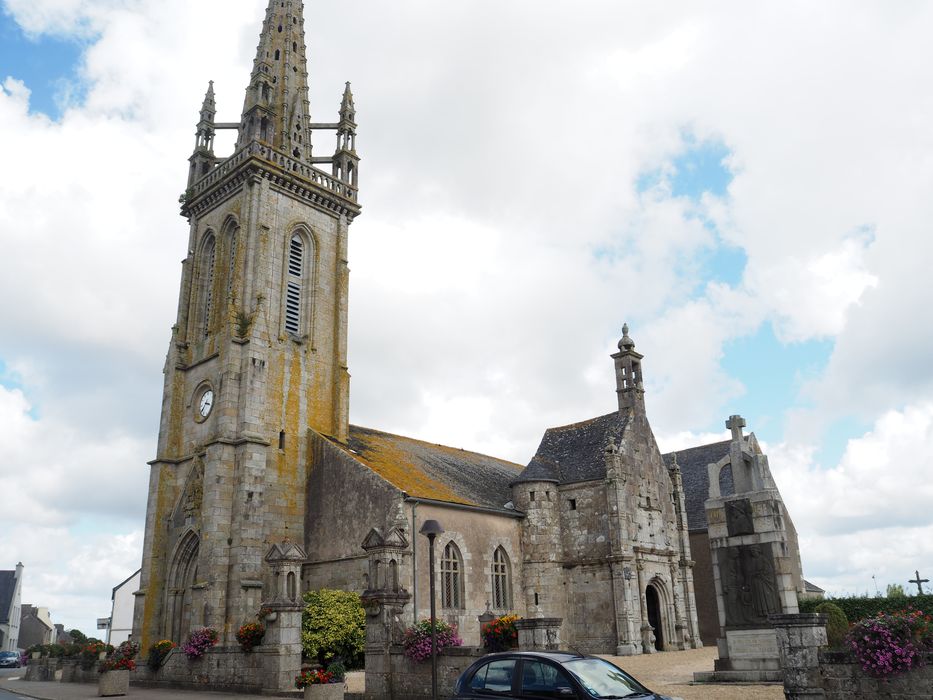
603 646 784 700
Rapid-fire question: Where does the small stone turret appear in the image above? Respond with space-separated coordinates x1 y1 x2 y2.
188 81 217 187
511 462 561 618
612 324 646 417
333 82 359 187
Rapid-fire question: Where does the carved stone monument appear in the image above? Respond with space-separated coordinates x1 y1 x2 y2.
695 416 805 683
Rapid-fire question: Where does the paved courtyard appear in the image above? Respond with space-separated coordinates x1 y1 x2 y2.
604 646 783 700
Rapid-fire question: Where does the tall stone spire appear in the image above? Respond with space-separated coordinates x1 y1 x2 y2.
238 0 314 161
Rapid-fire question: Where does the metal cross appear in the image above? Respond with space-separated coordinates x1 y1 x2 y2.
909 570 929 595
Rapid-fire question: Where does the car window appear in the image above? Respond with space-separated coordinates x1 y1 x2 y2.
562 657 647 698
520 660 574 698
470 658 517 694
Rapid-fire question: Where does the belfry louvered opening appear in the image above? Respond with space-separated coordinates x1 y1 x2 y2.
284 234 304 334
200 235 217 338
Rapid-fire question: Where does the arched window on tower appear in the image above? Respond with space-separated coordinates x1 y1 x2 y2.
284 232 307 335
440 542 463 610
199 234 216 337
492 547 512 610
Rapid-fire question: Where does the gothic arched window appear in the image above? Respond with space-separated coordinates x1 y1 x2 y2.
199 234 216 337
492 547 512 610
440 542 463 610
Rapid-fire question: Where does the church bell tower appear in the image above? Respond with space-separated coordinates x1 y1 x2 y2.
134 0 361 649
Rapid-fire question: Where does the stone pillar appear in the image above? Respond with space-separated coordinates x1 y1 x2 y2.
361 526 412 700
771 614 827 700
260 541 307 693
514 618 563 651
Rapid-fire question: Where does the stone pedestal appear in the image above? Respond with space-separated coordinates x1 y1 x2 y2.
771 613 827 700
514 618 562 651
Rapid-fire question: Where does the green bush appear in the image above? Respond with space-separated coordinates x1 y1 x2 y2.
800 594 933 623
814 602 848 648
301 589 365 668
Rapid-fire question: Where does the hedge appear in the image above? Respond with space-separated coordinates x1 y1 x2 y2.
800 594 933 622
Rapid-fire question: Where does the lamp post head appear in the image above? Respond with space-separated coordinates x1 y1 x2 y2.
419 519 445 541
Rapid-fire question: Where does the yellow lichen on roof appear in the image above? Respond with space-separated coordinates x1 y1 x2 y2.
344 432 475 505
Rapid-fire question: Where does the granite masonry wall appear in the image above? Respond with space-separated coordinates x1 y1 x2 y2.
131 647 267 693
363 646 485 700
817 650 933 700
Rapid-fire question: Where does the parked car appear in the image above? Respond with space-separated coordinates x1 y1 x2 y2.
0 651 22 668
454 651 679 700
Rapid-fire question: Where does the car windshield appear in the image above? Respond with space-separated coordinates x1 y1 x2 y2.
562 658 649 698
0 652 17 659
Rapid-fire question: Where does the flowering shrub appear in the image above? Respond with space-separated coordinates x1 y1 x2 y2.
482 614 520 652
147 640 176 670
845 608 933 679
100 640 139 673
183 628 219 660
236 622 266 652
79 641 113 670
295 668 335 688
402 619 463 663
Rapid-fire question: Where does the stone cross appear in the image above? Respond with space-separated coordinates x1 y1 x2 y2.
909 570 929 595
726 415 746 441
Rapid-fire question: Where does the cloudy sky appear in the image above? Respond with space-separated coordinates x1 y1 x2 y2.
1 0 932 635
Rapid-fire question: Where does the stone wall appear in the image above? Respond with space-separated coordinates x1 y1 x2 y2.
688 530 719 646
364 646 485 700
817 650 933 699
132 647 267 694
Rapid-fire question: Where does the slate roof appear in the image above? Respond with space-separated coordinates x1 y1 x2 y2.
663 439 738 531
804 579 826 594
513 412 630 486
336 425 523 514
0 570 14 623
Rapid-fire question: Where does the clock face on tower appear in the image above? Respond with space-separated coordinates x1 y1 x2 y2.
196 387 214 419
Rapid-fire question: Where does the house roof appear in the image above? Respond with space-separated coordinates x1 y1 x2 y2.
804 579 826 594
0 571 15 623
334 425 523 514
513 412 630 486
663 439 737 531
112 569 142 601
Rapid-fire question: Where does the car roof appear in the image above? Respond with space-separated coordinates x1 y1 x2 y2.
475 650 591 662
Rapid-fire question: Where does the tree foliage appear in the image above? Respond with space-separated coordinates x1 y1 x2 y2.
886 583 907 599
814 601 849 649
301 589 365 668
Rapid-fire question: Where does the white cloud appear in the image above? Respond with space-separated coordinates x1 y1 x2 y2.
2 0 933 629
771 402 933 594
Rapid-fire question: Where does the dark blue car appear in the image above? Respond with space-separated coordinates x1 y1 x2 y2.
453 651 679 700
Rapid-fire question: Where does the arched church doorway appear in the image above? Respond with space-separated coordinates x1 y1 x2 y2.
167 531 200 643
645 584 664 651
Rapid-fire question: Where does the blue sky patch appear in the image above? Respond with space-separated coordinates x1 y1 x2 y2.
0 12 87 117
718 323 833 445
0 358 40 419
637 138 733 200
698 241 747 287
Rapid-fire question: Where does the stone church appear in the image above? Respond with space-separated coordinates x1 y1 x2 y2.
133 0 805 660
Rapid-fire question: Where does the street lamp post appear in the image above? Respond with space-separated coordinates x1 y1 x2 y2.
419 519 445 700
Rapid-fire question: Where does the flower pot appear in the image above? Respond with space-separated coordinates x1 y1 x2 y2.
98 669 130 697
303 683 344 700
